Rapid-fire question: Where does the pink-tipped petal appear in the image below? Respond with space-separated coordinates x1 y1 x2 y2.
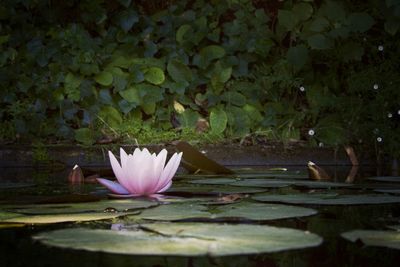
96 178 130 195
133 151 157 195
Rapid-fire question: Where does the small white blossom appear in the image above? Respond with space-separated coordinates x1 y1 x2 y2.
373 84 379 90
308 129 315 136
377 137 383 142
398 110 400 115
318 142 324 147
378 45 384 51
299 86 305 92
388 113 393 118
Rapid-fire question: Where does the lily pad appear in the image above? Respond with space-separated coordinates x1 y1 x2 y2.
34 223 322 256
1 212 134 224
253 193 400 205
0 183 35 189
341 230 400 250
4 199 158 215
374 189 400 195
133 202 317 221
367 176 400 183
167 184 266 195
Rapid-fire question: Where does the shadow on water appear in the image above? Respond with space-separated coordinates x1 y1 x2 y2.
1 165 400 267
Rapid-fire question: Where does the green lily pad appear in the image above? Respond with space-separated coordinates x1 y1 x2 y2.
367 176 400 183
167 184 266 195
0 183 35 189
34 223 322 256
374 189 400 195
133 202 317 221
4 199 158 215
231 179 291 188
253 193 400 205
387 225 400 231
341 230 400 250
1 212 134 224
188 178 241 185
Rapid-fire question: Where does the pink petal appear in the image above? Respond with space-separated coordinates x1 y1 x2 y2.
156 152 182 191
96 178 130 195
109 151 132 192
157 180 172 193
124 148 143 194
144 149 167 194
133 150 157 195
120 147 128 169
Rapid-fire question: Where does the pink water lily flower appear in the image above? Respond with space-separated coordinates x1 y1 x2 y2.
97 148 182 196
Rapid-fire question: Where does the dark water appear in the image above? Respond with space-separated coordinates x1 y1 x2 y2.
0 165 399 267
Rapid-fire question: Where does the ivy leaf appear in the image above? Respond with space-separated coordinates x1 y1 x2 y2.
119 86 140 104
119 9 139 32
95 71 113 86
347 13 375 33
99 106 123 127
278 10 298 30
198 45 225 68
307 34 333 49
167 59 192 83
210 108 228 134
287 45 309 70
74 128 94 145
176 24 192 44
292 3 313 21
144 67 165 85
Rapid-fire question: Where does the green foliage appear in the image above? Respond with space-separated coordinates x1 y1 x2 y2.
0 0 399 159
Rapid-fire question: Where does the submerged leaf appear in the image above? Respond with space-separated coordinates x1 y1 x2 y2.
341 230 400 250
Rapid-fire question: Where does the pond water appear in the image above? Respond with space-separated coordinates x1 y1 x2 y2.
0 165 399 267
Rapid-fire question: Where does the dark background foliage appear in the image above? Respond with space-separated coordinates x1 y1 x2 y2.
0 0 399 157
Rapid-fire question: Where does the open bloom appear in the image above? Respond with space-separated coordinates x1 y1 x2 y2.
97 148 182 196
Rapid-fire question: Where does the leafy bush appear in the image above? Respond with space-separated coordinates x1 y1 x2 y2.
0 0 399 158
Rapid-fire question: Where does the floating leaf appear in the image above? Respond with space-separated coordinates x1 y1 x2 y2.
95 71 113 86
167 184 266 195
367 176 400 183
253 193 400 205
134 202 317 221
34 223 322 256
144 67 165 85
341 230 400 250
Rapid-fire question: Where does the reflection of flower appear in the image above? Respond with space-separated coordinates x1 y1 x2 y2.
97 148 182 196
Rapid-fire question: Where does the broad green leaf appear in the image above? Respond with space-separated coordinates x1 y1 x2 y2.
210 108 227 134
65 72 81 89
307 34 332 49
198 45 225 68
74 128 94 145
178 109 199 128
287 45 309 69
94 71 113 86
308 17 330 32
347 12 375 32
167 59 192 83
119 9 139 32
278 10 298 30
221 91 246 106
99 106 123 127
219 67 232 83
34 223 322 256
119 86 140 104
144 67 165 85
142 102 156 115
176 24 192 44
292 3 313 21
